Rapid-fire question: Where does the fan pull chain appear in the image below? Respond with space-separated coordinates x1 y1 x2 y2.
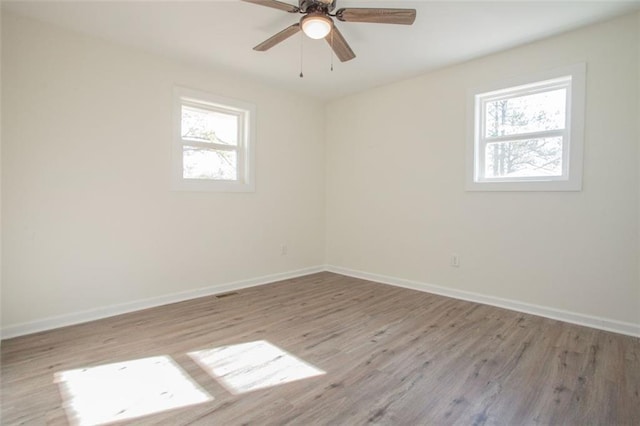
299 31 304 78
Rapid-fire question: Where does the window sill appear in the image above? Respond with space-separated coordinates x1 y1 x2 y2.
171 178 255 193
465 178 582 192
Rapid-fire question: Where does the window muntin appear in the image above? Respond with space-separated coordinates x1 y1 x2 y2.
467 63 585 191
172 87 255 192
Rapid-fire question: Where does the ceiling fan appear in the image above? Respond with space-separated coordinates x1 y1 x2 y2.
242 0 416 62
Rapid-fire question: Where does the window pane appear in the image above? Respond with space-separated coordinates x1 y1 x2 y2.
484 137 562 178
183 147 237 180
484 88 566 138
181 106 238 146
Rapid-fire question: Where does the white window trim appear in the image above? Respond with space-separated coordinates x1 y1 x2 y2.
466 63 586 191
172 86 256 192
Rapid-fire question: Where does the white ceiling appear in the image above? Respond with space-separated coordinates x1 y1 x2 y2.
3 0 640 100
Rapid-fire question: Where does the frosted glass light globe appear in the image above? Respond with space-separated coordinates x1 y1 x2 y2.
301 14 332 39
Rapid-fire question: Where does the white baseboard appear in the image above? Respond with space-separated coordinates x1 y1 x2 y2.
1 266 324 340
4 264 638 340
325 265 640 338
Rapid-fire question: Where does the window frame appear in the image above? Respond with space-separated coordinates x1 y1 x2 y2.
466 63 586 191
172 87 256 192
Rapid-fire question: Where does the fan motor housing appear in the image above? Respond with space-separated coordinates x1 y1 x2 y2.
299 0 336 13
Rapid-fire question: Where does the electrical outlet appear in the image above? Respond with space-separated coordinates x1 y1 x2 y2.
450 254 460 267
281 244 288 255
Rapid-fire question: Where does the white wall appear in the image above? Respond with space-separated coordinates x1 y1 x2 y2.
326 13 640 328
1 12 326 329
0 5 3 336
3 10 639 337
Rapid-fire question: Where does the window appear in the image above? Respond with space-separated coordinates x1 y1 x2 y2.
466 63 586 191
172 87 255 192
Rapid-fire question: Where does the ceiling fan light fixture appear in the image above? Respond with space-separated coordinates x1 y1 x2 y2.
301 13 332 39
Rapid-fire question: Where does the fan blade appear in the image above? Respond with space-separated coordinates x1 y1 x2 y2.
336 8 416 25
253 23 301 51
242 0 299 13
326 26 355 62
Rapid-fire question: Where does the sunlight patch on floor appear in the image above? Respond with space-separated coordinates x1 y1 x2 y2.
189 340 325 395
54 356 212 426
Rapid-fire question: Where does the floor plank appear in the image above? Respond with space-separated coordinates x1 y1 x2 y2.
2 272 639 425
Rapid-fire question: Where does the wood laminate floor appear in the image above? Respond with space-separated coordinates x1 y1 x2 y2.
2 272 639 425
